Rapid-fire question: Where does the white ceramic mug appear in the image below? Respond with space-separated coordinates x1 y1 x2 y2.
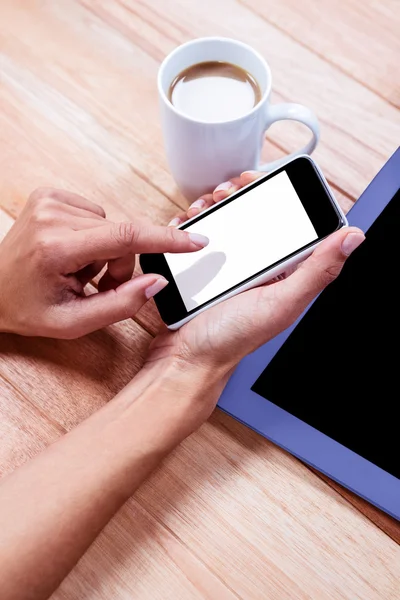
158 37 320 200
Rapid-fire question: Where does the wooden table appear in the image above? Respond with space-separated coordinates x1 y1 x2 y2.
0 1 399 598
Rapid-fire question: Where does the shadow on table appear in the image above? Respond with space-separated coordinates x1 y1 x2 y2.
0 329 121 381
0 324 151 428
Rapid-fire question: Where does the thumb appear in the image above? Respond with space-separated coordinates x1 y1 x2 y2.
63 274 168 337
274 227 365 320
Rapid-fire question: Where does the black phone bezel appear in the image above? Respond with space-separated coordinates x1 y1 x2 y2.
140 156 345 326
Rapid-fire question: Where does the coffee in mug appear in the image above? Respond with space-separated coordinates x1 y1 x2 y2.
168 61 262 122
158 37 320 200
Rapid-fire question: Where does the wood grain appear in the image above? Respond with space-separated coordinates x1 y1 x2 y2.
0 210 153 430
0 322 151 430
1 204 399 599
214 407 400 546
0 361 239 600
75 0 399 198
1 0 390 336
241 0 400 107
313 469 400 546
55 500 239 600
0 0 397 207
135 411 400 600
0 1 399 598
0 374 62 476
0 65 166 333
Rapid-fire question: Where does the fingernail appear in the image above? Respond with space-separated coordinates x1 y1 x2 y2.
145 277 168 299
341 232 365 256
168 217 182 227
189 198 206 211
241 170 259 176
189 232 209 248
214 181 233 192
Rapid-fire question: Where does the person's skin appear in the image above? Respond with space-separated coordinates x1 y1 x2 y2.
0 173 365 600
0 187 208 338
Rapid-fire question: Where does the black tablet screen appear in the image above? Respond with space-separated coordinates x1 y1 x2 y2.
252 190 399 479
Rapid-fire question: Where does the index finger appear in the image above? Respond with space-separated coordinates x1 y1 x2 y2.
67 221 209 269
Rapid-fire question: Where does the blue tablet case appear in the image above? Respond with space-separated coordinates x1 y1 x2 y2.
218 148 400 520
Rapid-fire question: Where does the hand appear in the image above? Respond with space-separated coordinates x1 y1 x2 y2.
147 172 365 417
167 170 257 226
0 188 208 338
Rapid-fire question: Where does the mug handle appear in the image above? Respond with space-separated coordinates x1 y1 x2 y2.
258 103 320 172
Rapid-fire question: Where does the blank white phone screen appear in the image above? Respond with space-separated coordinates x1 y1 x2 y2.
165 171 318 311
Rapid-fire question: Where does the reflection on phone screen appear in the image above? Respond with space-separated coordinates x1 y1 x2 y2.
165 171 318 311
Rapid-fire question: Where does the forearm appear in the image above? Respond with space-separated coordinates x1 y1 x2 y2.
0 359 228 600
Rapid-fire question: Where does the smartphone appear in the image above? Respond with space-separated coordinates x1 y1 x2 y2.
140 156 347 329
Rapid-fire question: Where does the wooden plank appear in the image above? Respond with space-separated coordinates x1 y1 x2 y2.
0 0 376 337
0 2 399 597
0 208 153 428
0 1 182 206
0 0 371 338
240 0 400 108
0 0 397 209
313 470 400 546
72 0 400 199
0 83 166 334
1 206 398 596
136 410 400 599
1 162 389 553
0 320 151 429
0 209 236 597
2 75 396 568
0 375 236 600
55 500 238 600
2 338 398 599
0 375 62 476
0 64 356 339
0 79 179 222
215 408 400 546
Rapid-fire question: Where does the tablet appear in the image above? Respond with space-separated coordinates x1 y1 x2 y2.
218 147 400 521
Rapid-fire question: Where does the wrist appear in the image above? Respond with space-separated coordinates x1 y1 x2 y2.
116 356 229 449
47 357 230 505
